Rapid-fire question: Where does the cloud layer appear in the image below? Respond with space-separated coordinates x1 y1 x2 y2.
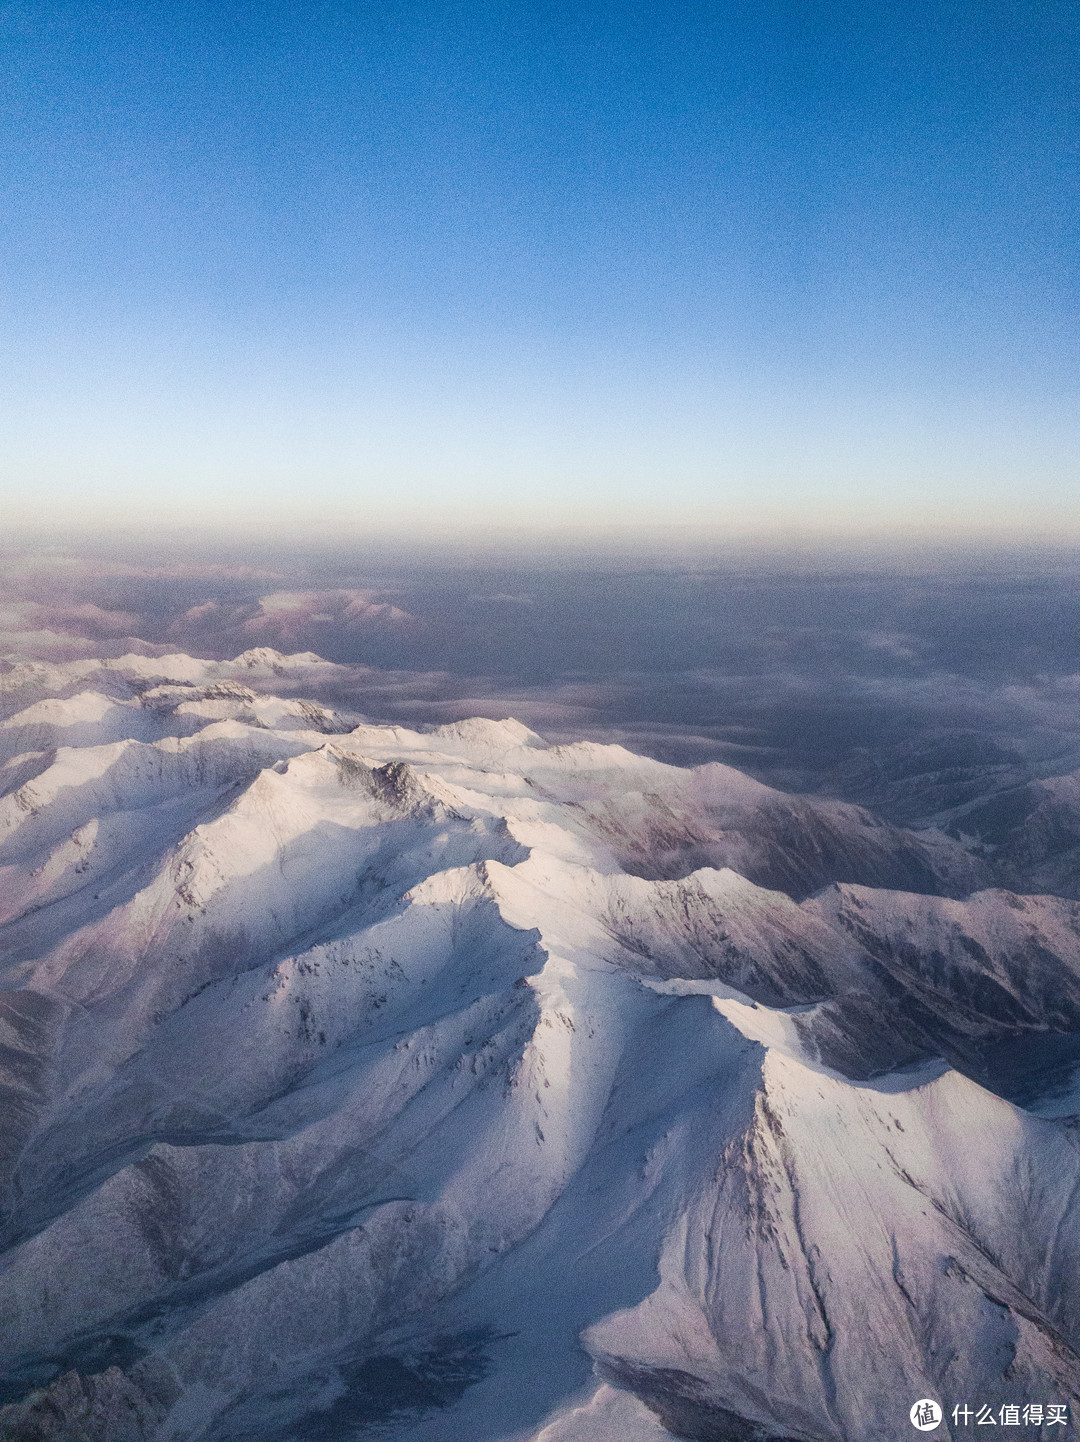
5 545 1080 820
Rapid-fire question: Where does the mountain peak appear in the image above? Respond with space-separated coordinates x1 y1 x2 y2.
0 649 1077 1442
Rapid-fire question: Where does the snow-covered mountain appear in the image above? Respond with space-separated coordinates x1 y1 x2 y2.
1 650 1079 1442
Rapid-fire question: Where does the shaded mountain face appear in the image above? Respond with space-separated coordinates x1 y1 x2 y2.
0 649 1079 1442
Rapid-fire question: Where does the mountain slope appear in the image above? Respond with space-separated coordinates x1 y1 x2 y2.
0 650 1077 1442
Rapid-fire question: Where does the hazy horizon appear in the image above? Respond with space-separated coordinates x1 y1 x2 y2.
7 540 1080 818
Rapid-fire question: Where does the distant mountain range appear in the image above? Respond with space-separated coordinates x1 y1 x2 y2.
1 649 1078 1441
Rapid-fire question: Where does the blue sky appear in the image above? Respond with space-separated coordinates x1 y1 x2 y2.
2 0 1077 542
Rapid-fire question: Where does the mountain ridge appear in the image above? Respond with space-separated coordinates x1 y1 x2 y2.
1 649 1079 1441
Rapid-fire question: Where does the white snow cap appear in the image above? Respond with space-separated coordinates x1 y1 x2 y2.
0 648 1076 1442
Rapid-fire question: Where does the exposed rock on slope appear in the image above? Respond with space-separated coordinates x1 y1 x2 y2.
0 650 1078 1442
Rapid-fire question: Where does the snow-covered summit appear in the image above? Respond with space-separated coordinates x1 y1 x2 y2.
0 646 348 720
0 651 1077 1442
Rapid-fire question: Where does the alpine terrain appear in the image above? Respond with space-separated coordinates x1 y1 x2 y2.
1 648 1079 1442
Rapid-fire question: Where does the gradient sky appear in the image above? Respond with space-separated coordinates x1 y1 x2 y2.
2 0 1077 540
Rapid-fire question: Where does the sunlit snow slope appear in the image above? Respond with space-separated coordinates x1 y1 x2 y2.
1 650 1078 1442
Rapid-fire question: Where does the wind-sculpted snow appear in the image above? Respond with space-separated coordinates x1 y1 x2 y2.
0 650 1078 1442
